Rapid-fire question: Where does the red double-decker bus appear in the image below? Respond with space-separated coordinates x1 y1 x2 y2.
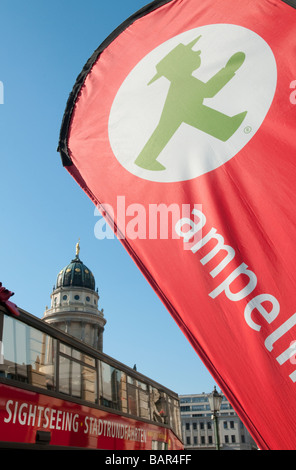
0 304 183 449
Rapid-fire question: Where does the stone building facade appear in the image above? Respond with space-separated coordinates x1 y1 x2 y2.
43 242 106 351
180 392 257 450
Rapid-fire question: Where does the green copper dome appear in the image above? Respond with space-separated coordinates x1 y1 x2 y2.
56 242 95 291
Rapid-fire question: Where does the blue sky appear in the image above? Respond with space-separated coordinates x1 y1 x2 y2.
0 0 216 395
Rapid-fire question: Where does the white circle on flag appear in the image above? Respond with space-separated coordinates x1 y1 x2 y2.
109 24 277 182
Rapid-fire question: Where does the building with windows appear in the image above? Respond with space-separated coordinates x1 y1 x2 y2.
43 241 106 351
0 241 181 448
180 392 257 450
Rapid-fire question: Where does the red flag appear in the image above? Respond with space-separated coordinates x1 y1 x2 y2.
59 0 296 450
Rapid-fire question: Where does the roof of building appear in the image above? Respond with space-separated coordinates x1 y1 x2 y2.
56 241 96 291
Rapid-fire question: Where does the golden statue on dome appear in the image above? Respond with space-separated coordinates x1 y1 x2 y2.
75 238 80 258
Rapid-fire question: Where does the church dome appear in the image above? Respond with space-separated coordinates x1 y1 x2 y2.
56 241 95 291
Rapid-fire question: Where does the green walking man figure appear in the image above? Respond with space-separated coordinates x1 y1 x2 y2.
134 36 247 171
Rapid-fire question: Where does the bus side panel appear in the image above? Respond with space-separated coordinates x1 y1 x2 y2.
0 384 183 449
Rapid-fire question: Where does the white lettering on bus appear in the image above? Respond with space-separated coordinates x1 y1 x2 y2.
4 400 79 432
84 416 147 442
3 399 146 442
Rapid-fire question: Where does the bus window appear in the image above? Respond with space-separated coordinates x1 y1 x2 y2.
167 395 182 438
127 376 139 417
59 343 96 403
150 387 167 424
59 343 95 367
126 377 150 419
173 397 182 438
0 314 56 390
59 356 80 396
82 364 97 403
59 355 74 395
72 360 82 398
137 380 150 420
100 361 125 411
32 330 56 390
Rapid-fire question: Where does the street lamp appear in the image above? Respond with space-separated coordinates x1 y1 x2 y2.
209 386 223 450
